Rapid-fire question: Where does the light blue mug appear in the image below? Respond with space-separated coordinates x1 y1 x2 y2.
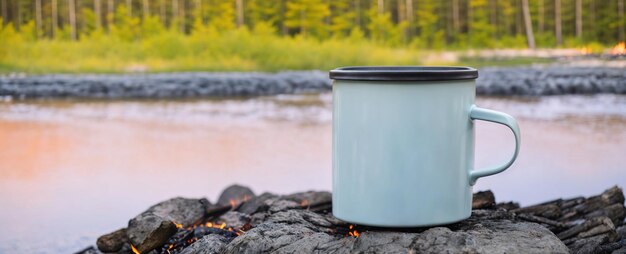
329 66 520 227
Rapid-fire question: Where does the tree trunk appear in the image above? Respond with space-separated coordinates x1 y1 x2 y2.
179 0 185 32
467 0 472 33
575 0 581 38
452 0 460 32
236 0 243 27
126 0 132 16
405 0 412 22
397 0 405 22
555 0 562 46
521 0 535 48
355 0 361 28
143 0 149 18
280 0 287 35
589 0 594 36
1 0 7 25
15 0 20 29
377 0 384 14
172 0 178 27
617 0 624 41
538 0 544 34
69 0 77 40
36 0 42 36
161 0 166 25
95 0 102 28
489 0 497 38
107 0 114 30
52 0 58 38
405 0 412 37
515 0 522 35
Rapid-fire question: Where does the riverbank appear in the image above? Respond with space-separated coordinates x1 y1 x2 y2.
1 66 625 100
79 184 625 254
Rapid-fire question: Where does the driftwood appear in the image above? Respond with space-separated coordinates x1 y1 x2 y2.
86 185 626 254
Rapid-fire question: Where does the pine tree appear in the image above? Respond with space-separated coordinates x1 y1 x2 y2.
284 0 330 37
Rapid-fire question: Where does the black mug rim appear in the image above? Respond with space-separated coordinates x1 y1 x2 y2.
329 66 478 81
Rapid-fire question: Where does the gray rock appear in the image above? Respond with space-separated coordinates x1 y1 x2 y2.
126 197 209 253
217 185 255 206
96 228 128 253
127 213 178 253
224 209 569 254
237 193 279 214
74 246 101 254
283 191 331 206
179 235 230 254
3 67 626 100
217 211 251 230
144 197 210 226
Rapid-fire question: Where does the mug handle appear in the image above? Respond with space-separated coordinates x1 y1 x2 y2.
468 105 521 186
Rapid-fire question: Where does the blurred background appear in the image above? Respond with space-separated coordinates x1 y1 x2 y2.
0 0 625 253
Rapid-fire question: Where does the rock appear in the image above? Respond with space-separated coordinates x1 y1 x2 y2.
217 185 255 206
127 214 178 253
179 235 230 254
96 228 128 253
217 211 251 230
472 190 496 209
237 193 278 214
283 191 331 206
74 246 101 254
144 197 210 226
125 197 208 253
3 67 626 100
224 209 569 253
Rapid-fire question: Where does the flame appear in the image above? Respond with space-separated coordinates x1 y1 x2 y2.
131 244 140 254
300 199 309 207
579 46 592 55
173 221 183 229
205 222 227 229
611 42 626 55
348 225 360 237
229 195 251 208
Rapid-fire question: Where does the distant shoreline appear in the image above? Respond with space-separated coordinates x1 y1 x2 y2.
1 67 625 100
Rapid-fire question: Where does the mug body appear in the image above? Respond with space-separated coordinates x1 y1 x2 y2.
331 67 478 227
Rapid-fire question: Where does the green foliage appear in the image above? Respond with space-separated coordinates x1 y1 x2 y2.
285 0 330 37
1 0 625 73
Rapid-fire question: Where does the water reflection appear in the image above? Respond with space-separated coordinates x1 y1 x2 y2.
0 94 624 253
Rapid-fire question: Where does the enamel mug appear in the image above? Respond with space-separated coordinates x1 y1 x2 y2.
330 66 521 227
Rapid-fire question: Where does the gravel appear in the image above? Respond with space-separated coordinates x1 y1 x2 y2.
1 67 625 100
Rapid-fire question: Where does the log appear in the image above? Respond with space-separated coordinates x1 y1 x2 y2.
472 191 496 209
512 204 561 219
557 216 615 240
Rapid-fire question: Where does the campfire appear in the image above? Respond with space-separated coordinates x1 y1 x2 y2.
88 185 625 254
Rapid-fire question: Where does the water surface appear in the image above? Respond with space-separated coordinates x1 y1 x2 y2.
0 94 625 253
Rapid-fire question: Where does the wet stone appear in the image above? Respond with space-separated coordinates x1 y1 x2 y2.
96 228 128 253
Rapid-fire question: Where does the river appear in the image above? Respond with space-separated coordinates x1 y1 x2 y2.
0 93 625 253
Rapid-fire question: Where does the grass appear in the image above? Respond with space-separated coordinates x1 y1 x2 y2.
0 23 560 74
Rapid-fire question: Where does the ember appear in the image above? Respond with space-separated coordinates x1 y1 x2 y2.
90 185 625 254
130 244 140 254
348 225 361 237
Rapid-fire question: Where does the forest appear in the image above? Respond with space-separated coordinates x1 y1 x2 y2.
0 0 625 72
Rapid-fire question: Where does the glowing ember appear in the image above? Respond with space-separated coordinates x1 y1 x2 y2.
229 195 252 208
611 42 626 55
173 221 183 229
131 244 140 254
300 199 309 207
348 225 360 237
